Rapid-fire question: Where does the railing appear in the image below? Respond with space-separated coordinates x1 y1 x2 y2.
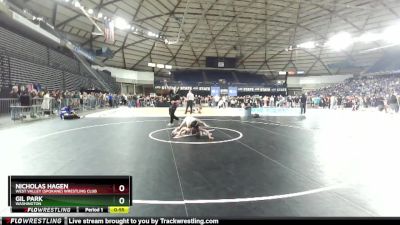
3 97 119 121
0 98 20 114
10 105 48 121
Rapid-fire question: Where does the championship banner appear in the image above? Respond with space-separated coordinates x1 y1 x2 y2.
211 86 221 96
228 87 238 96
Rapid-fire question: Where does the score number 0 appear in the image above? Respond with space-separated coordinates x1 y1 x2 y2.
118 185 126 205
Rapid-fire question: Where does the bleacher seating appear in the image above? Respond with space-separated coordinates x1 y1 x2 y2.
10 57 63 90
97 70 119 93
235 72 265 83
0 26 48 64
64 72 91 91
173 70 204 83
205 71 235 82
49 49 79 74
0 25 119 93
167 69 274 87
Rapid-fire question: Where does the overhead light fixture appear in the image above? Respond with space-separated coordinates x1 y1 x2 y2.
156 64 165 69
88 9 94 14
74 1 81 8
297 41 316 49
114 17 131 30
64 0 70 2
104 16 107 20
148 62 156 67
97 12 103 18
168 71 171 75
165 65 172 69
148 31 157 37
279 71 287 75
326 32 353 51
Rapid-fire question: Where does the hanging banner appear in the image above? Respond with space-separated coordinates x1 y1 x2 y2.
211 86 221 96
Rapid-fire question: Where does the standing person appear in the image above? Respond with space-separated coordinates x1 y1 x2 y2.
330 95 336 110
389 92 399 113
41 91 51 115
168 87 181 126
214 95 220 107
270 95 275 107
185 90 194 114
263 96 268 107
300 93 307 115
108 93 113 108
337 95 342 109
195 95 202 114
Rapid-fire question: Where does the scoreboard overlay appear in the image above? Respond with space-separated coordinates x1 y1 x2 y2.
8 176 132 214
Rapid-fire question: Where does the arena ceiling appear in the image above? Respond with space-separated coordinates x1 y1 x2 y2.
12 0 400 77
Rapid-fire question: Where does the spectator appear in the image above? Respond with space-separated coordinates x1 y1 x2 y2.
389 92 399 113
41 91 51 114
300 93 307 115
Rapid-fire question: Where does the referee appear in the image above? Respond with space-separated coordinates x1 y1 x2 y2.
185 90 194 114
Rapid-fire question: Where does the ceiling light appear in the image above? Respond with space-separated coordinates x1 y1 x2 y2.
104 16 107 20
97 12 103 18
74 1 81 8
88 9 94 14
165 65 172 69
64 0 70 2
148 31 155 37
297 41 316 49
326 32 353 51
156 64 165 69
148 62 156 67
114 17 131 30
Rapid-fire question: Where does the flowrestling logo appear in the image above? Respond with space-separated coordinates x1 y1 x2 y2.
3 217 63 225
